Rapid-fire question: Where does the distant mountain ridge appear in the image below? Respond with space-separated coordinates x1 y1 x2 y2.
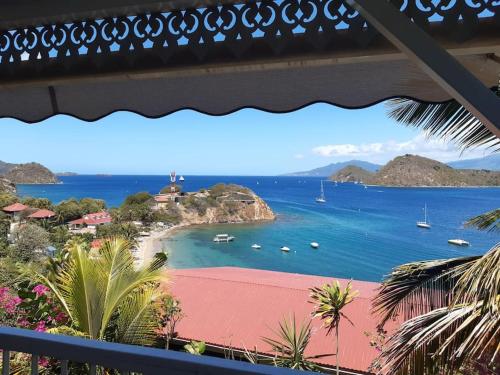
448 154 500 171
331 154 500 187
283 160 381 176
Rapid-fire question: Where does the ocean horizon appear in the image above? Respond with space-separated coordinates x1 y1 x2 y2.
18 175 500 282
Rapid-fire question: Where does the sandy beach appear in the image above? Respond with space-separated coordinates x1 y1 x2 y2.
135 224 186 265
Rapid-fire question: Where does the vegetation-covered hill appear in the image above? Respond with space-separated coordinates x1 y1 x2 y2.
4 162 59 184
330 165 375 183
330 154 500 187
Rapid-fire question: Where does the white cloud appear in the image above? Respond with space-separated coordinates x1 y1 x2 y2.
294 153 305 159
312 134 493 164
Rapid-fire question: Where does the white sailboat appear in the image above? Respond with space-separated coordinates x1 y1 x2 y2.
315 180 326 203
417 204 431 229
179 176 185 182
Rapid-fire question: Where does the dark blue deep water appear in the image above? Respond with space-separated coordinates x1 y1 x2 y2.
18 175 500 281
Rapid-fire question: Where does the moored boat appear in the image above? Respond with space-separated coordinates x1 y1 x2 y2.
448 239 470 246
213 234 235 242
417 204 431 229
310 242 319 249
280 246 290 252
251 244 261 249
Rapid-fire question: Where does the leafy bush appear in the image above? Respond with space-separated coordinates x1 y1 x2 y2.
96 223 140 243
21 197 53 210
0 193 17 208
10 224 50 262
123 192 153 206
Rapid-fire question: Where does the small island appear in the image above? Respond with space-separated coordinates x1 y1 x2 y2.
331 154 500 187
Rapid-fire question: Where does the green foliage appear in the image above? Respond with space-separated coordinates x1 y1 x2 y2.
54 199 83 223
10 224 50 262
309 281 358 375
152 208 182 225
208 183 249 198
49 226 72 251
123 192 153 206
21 197 53 210
184 341 206 355
54 198 106 223
262 316 324 371
39 238 168 345
465 208 500 233
374 244 500 375
96 223 140 243
78 198 106 215
0 193 18 208
182 195 210 216
157 295 183 349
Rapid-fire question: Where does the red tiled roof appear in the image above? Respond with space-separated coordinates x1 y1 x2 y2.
69 211 111 225
28 209 56 219
167 267 397 374
2 203 28 212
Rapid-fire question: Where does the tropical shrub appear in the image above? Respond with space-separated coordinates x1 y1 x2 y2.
21 197 53 210
39 238 168 345
10 223 50 262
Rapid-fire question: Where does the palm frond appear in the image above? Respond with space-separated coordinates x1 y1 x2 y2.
465 209 500 233
115 287 162 346
379 302 500 375
262 316 323 371
373 256 481 325
386 88 500 151
453 245 500 314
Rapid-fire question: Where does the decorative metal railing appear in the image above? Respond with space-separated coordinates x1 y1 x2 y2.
0 0 497 81
0 326 306 374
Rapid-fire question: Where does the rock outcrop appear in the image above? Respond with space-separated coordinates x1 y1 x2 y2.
4 162 59 184
330 154 500 187
0 177 16 194
176 184 275 225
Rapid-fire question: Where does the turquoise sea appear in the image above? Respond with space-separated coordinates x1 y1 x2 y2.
18 175 500 282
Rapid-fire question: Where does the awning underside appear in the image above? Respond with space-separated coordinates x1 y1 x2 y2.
0 0 498 122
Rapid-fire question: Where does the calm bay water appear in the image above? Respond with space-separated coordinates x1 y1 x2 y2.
18 175 500 282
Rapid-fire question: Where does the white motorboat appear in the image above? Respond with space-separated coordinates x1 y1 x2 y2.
417 204 431 229
280 246 290 252
310 242 319 249
448 239 470 246
251 244 262 249
213 234 235 242
315 180 326 203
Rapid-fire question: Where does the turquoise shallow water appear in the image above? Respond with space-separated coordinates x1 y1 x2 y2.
18 175 500 282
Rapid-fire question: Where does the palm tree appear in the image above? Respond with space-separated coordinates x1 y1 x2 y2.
262 316 327 371
373 243 499 375
309 281 358 375
386 87 499 152
39 237 167 346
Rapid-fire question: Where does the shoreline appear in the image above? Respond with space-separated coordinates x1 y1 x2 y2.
136 224 188 264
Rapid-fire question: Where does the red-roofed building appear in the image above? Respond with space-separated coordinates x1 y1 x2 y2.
69 211 112 233
2 202 28 213
28 209 56 219
167 267 398 374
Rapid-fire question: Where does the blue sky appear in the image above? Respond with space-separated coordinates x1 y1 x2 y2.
0 103 493 175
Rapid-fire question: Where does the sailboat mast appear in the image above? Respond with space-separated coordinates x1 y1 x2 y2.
424 204 427 223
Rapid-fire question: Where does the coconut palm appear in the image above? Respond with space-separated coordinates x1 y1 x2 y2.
373 242 499 375
39 237 167 346
309 281 358 375
262 316 327 371
386 87 499 151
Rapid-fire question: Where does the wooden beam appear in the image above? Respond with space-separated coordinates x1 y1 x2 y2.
348 0 500 136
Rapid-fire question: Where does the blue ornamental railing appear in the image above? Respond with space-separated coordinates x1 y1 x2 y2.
0 327 311 375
